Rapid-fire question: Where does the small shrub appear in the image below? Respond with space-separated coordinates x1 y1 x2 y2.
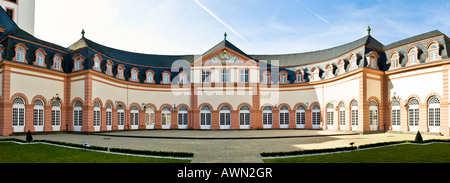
26 130 33 143
414 131 423 142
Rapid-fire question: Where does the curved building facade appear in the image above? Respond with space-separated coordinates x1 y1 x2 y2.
0 8 449 136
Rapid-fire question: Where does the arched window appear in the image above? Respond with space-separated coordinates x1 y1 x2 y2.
391 52 400 69
220 105 231 129
35 50 45 67
117 104 125 129
147 72 154 83
106 62 113 76
350 55 358 70
163 72 171 84
51 101 61 128
369 101 378 131
33 99 44 129
93 56 101 72
311 68 321 81
200 106 211 129
130 106 139 128
117 66 124 79
106 103 112 128
178 106 188 129
296 70 304 83
12 98 25 132
145 106 155 127
93 102 101 129
326 103 334 129
279 106 289 128
351 100 358 130
179 73 188 84
262 106 273 128
280 72 288 84
391 100 400 131
428 96 440 132
337 60 346 75
325 65 334 79
339 102 345 127
428 43 440 61
408 98 419 131
53 55 62 71
312 105 321 129
296 105 305 128
14 45 26 62
131 70 138 81
161 106 171 129
73 101 83 131
73 55 84 71
239 106 251 129
263 72 271 84
408 47 419 65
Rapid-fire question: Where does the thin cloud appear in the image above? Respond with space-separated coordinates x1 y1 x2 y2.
293 0 333 27
193 0 252 45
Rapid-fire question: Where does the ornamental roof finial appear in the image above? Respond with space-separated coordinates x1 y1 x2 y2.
367 26 371 35
81 29 85 38
224 32 227 40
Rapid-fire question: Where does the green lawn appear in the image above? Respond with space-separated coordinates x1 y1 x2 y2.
263 143 450 163
0 142 191 163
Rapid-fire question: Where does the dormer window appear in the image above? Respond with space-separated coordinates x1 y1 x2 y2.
130 69 139 82
427 42 441 62
106 61 113 76
296 70 304 83
280 71 288 84
72 54 85 72
52 54 63 71
369 56 377 69
349 54 358 71
408 47 419 65
311 67 321 81
93 55 102 72
35 50 46 67
116 65 125 79
146 70 155 84
263 71 271 84
14 44 28 62
162 71 171 84
179 72 188 84
325 64 334 79
337 59 346 75
390 52 400 69
366 51 379 70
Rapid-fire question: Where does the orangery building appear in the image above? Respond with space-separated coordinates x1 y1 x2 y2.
0 7 449 136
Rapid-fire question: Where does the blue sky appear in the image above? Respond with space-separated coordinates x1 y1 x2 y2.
35 0 450 55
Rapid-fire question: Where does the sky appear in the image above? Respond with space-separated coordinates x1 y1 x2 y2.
34 0 450 55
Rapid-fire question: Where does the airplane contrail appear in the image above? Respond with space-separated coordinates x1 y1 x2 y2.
293 0 333 27
193 0 252 45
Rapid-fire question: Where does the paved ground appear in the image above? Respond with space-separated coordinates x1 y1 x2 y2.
3 130 450 163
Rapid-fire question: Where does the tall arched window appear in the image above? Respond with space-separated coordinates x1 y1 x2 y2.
326 103 334 129
351 100 358 131
369 101 378 131
12 98 25 132
93 56 101 72
200 106 211 129
117 104 125 130
131 70 138 81
391 100 401 131
35 50 45 67
262 106 273 129
53 54 62 71
220 105 231 129
130 106 139 129
106 62 113 76
117 66 124 79
279 106 289 128
73 101 83 131
427 43 441 62
145 106 155 129
161 106 171 129
163 73 171 84
408 48 419 65
147 72 154 83
14 45 26 62
428 96 440 133
51 101 61 131
296 105 305 128
178 106 188 129
106 103 112 130
312 105 321 129
93 102 101 131
239 106 251 129
339 102 345 128
408 98 419 132
33 99 44 131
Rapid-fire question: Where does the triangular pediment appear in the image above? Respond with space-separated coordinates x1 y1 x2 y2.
192 39 258 66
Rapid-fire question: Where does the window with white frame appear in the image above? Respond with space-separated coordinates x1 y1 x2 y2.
240 70 249 83
239 106 251 127
339 102 345 126
296 106 306 126
369 101 378 128
131 70 138 81
200 106 211 126
93 102 101 127
147 72 154 83
279 106 289 127
429 44 439 61
161 107 171 127
391 100 400 126
326 104 334 127
220 105 231 127
351 101 358 126
163 73 170 84
117 104 125 126
15 46 25 62
408 98 419 127
73 101 83 127
106 103 112 126
202 70 210 83
428 96 440 127
262 106 273 127
130 106 139 126
36 51 44 66
33 99 44 127
12 98 25 127
145 106 155 126
51 101 61 126
221 70 230 83
408 49 418 64
312 105 321 127
178 106 188 126
263 72 271 84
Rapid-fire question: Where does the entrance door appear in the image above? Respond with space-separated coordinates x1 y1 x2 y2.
220 106 231 129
